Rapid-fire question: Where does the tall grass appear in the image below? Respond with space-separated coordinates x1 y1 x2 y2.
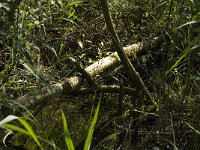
1 0 200 149
0 100 100 149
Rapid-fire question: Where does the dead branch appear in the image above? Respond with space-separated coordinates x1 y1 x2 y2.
68 57 97 87
15 35 166 109
70 85 136 96
100 0 154 107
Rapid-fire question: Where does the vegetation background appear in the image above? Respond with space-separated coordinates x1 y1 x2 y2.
0 0 200 149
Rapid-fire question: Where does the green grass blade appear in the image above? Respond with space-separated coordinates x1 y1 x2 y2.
0 115 28 135
185 121 200 135
37 136 61 150
0 115 18 127
164 43 199 77
191 44 200 51
22 62 49 85
18 118 41 148
4 124 29 135
177 20 200 29
31 34 58 58
66 1 83 8
164 50 189 77
61 110 75 150
84 100 100 150
1 116 41 148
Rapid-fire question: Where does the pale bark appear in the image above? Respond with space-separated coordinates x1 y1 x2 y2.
15 36 165 109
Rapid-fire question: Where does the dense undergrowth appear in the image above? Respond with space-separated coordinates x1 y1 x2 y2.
0 0 200 149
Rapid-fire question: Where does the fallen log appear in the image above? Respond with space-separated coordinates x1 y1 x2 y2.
15 35 167 109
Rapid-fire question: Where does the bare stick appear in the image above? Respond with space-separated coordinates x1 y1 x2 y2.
100 0 156 108
69 57 97 87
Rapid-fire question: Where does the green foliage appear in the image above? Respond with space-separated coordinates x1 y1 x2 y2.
61 110 75 150
0 115 41 148
1 0 200 149
61 100 100 150
0 100 101 150
84 100 100 150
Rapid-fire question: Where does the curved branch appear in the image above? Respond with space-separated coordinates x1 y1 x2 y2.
100 0 156 108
